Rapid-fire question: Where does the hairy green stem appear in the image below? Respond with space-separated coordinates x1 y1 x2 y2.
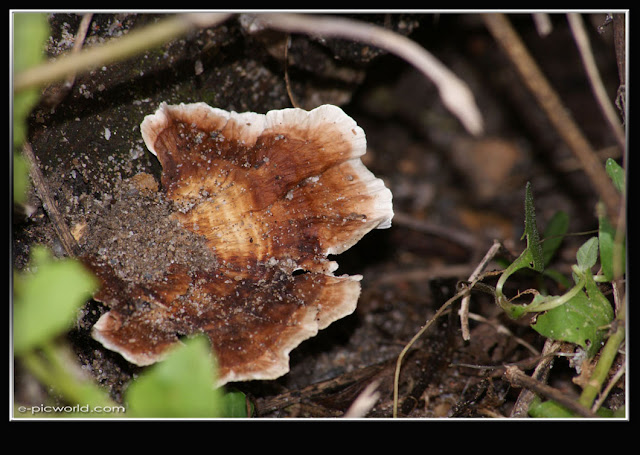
526 276 585 313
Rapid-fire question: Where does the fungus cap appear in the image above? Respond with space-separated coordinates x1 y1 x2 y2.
90 102 393 386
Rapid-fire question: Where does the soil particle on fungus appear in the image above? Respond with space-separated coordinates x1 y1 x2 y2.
78 174 219 287
58 172 222 399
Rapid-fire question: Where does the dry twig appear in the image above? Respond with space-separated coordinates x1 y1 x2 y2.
567 13 625 150
244 13 484 136
532 13 553 37
591 363 625 413
612 14 626 123
22 142 78 257
459 239 501 341
505 365 598 418
283 34 300 109
482 13 621 224
391 238 508 417
64 13 94 90
41 13 94 108
510 339 562 417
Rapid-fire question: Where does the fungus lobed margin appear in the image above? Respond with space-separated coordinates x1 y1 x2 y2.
90 102 393 386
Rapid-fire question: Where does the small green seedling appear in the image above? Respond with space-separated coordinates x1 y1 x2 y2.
494 163 625 417
495 182 545 319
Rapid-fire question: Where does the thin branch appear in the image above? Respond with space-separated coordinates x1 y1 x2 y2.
459 239 501 340
505 365 598 418
283 34 300 108
42 13 94 108
245 13 484 136
22 142 78 257
482 13 621 224
64 13 94 89
532 13 553 37
14 13 232 93
611 14 626 97
374 263 475 286
567 13 625 150
510 339 562 417
592 363 625 413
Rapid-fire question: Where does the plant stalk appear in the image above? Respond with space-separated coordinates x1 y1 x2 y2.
578 302 625 410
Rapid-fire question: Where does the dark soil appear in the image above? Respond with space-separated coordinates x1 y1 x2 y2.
13 12 625 418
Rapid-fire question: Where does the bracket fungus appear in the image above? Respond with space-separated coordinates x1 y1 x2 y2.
88 102 393 386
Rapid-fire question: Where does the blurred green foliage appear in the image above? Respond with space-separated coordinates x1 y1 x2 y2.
13 12 50 205
13 246 99 354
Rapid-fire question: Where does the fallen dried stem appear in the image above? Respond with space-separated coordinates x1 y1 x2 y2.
41 13 93 109
482 13 621 224
567 13 625 150
246 13 484 136
505 365 598 418
510 339 562 417
64 13 94 89
283 34 300 108
22 142 78 257
392 211 478 250
459 239 502 341
591 363 625 413
15 12 485 138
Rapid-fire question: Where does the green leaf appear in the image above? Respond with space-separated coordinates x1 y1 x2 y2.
522 182 545 273
13 13 50 205
583 272 614 323
13 13 50 73
495 183 545 318
531 281 613 357
13 13 50 150
541 211 569 266
13 246 99 354
125 336 237 418
598 204 625 281
576 237 599 272
605 158 625 195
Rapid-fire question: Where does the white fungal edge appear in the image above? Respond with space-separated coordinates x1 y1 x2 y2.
133 103 394 384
